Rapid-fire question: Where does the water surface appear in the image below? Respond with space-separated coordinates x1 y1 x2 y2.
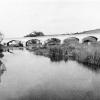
0 49 100 100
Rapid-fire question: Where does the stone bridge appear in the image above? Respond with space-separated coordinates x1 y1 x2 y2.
2 33 100 46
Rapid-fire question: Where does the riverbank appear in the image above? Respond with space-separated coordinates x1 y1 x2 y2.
2 41 100 70
26 42 100 69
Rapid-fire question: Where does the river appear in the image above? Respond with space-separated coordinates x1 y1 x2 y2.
0 49 100 100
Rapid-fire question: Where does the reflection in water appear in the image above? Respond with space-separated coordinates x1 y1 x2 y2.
35 49 100 73
0 52 4 58
37 49 100 73
0 60 6 82
80 63 100 73
7 49 14 54
4 47 24 54
4 47 24 53
0 53 6 82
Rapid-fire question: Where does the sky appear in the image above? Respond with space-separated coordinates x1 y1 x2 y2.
0 0 100 38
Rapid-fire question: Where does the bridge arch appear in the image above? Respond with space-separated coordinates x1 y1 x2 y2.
44 38 61 46
63 37 79 45
26 39 42 46
82 36 98 44
7 40 23 47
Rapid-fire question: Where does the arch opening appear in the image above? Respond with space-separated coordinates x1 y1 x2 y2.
63 37 79 45
7 40 23 47
26 39 42 47
82 36 98 45
44 38 61 47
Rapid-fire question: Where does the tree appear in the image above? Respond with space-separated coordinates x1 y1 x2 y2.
24 31 44 37
0 33 4 42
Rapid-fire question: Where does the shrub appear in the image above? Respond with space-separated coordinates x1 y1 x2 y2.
49 46 64 62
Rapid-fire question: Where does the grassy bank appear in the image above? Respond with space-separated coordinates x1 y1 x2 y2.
72 44 100 70
26 42 100 69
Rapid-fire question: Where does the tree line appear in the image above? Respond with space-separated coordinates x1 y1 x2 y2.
24 31 44 37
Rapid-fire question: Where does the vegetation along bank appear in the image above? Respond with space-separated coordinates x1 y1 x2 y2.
25 37 100 70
